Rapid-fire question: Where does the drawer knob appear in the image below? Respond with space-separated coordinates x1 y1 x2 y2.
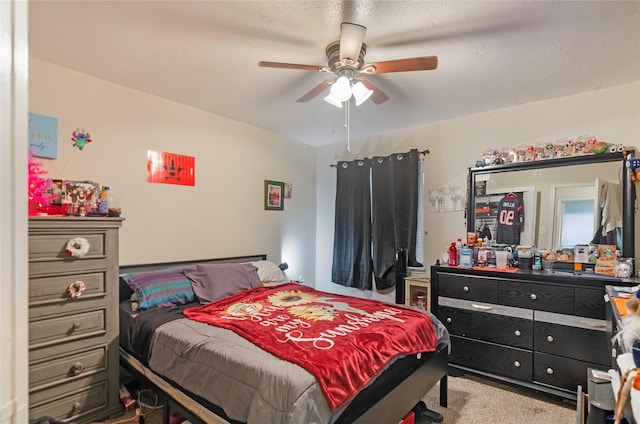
463 286 469 292
72 322 81 330
68 281 86 298
530 293 537 300
70 361 85 376
513 361 521 368
514 330 521 337
546 367 554 375
546 335 554 343
73 401 81 410
446 317 452 323
65 237 90 258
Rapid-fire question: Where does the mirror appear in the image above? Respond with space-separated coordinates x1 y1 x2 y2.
467 152 635 258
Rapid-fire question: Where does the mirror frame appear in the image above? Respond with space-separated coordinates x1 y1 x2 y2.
466 151 635 258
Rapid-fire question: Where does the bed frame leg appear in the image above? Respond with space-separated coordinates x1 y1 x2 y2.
162 398 171 424
439 374 448 408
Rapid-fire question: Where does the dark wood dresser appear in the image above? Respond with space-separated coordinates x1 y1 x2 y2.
28 217 123 423
431 264 637 400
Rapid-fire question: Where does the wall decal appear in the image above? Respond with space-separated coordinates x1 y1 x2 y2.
428 186 465 213
71 128 92 150
284 183 293 199
28 113 58 158
147 150 195 186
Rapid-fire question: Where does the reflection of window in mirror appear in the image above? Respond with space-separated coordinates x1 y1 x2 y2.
551 184 598 249
558 200 595 248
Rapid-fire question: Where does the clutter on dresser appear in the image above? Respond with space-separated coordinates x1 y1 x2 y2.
40 179 123 218
473 135 620 168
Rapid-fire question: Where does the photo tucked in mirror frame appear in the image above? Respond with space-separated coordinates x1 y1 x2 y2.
466 152 635 274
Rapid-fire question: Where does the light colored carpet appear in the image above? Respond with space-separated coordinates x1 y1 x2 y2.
423 373 576 424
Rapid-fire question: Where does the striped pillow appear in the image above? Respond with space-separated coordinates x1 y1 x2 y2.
121 269 195 310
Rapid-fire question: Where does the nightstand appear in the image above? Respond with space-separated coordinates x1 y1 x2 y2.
404 275 431 311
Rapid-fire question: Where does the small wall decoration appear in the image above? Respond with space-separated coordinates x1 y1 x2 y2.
147 150 195 186
428 186 465 213
71 128 92 150
264 180 284 210
284 183 293 199
28 113 58 159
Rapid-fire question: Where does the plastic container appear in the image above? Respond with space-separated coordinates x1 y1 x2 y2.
459 247 473 268
495 250 509 269
98 186 110 215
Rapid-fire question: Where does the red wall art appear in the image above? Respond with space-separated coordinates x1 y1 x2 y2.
147 150 195 186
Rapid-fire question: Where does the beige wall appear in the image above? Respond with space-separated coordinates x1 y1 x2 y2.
29 59 317 283
28 59 640 301
315 82 640 301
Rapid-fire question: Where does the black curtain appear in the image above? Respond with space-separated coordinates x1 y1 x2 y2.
371 149 420 290
331 158 373 289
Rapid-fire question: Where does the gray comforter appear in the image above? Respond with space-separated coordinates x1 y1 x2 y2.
145 310 449 424
150 318 332 423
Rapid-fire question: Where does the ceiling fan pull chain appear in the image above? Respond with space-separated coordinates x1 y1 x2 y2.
345 99 351 152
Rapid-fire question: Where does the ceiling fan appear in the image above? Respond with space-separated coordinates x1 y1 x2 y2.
258 22 438 107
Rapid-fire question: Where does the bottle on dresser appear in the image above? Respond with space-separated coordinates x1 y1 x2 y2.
448 242 458 266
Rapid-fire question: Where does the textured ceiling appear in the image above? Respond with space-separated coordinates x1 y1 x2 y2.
29 1 640 147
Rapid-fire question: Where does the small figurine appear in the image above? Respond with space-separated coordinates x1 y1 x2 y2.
524 145 536 161
610 143 625 153
71 129 92 150
592 141 609 154
543 143 555 159
563 140 576 156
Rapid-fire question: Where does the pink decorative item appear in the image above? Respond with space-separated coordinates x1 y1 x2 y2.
27 147 54 215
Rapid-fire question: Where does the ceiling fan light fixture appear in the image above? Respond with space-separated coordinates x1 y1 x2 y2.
323 93 343 108
352 81 373 106
330 76 352 102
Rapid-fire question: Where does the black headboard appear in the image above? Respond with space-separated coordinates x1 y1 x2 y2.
118 254 267 303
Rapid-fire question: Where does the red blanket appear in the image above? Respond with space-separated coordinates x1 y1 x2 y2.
183 283 437 411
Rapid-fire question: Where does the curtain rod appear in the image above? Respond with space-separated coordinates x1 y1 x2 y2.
330 149 430 168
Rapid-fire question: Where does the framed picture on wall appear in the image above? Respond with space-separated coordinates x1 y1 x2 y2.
264 180 284 210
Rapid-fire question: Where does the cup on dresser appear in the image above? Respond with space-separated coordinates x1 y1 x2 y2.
542 259 554 273
495 250 508 269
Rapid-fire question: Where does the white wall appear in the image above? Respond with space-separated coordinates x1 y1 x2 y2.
1 2 29 422
315 82 640 301
29 59 317 283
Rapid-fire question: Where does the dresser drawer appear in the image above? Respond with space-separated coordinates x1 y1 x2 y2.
29 375 110 423
437 273 498 303
30 344 107 392
29 295 108 321
29 257 108 278
450 335 532 381
500 280 574 314
533 352 607 392
29 308 106 349
29 232 105 260
534 312 609 365
575 287 606 320
30 272 106 303
438 298 533 349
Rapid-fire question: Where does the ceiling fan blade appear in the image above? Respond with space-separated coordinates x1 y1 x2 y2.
258 61 327 72
339 22 366 62
296 79 332 103
359 77 389 104
366 56 438 74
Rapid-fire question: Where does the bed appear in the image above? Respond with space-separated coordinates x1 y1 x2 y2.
118 255 449 424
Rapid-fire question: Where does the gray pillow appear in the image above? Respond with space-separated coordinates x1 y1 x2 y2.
185 263 262 304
